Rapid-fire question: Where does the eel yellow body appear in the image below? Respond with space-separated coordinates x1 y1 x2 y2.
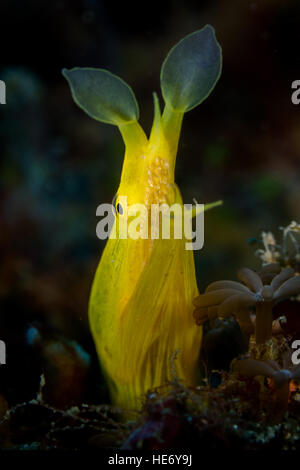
63 26 222 409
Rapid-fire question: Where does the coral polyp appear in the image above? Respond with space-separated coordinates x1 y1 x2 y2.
194 264 300 345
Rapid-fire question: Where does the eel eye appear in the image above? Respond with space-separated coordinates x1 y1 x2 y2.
112 194 124 216
116 203 123 215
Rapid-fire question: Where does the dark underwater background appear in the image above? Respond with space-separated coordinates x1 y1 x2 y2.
0 0 299 409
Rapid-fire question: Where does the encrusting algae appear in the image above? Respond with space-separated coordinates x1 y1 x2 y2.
63 26 222 409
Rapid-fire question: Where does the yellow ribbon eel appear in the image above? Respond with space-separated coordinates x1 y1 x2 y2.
63 26 222 409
